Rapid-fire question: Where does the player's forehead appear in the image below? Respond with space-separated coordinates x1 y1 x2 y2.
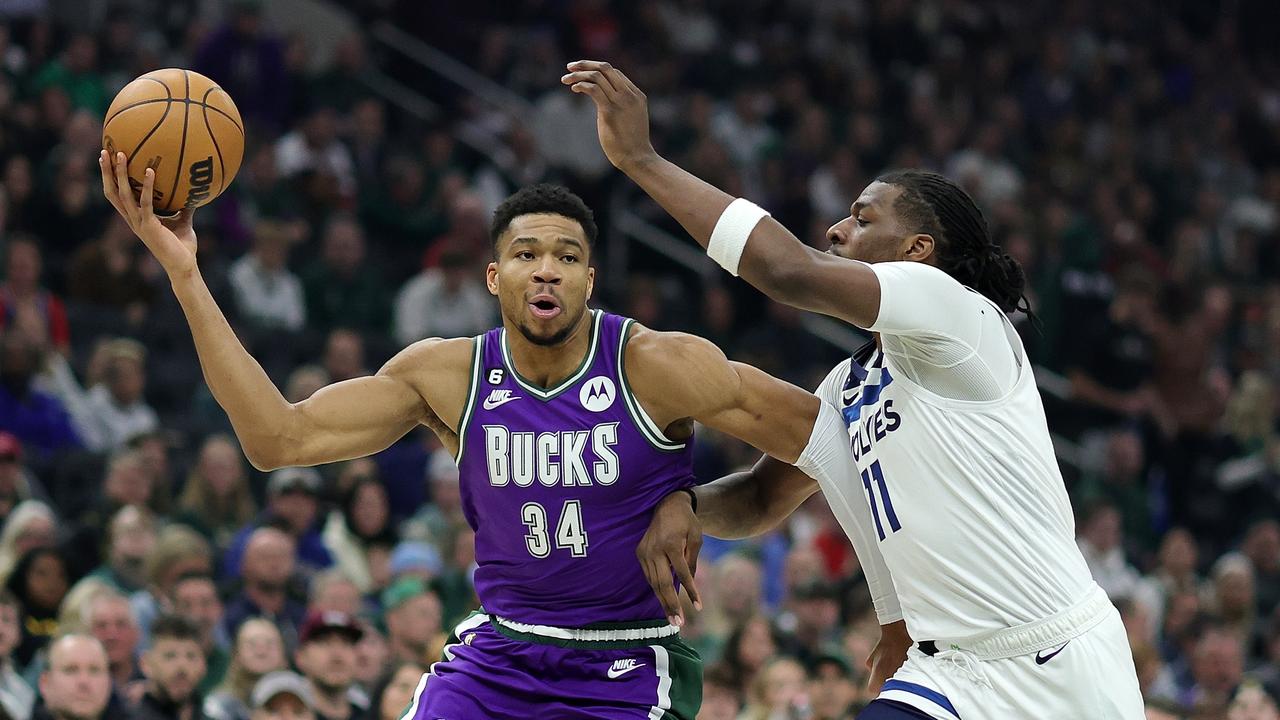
851 181 903 216
498 213 588 252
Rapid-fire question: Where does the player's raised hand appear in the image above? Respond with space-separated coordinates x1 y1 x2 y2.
636 490 704 627
561 60 657 172
99 150 198 278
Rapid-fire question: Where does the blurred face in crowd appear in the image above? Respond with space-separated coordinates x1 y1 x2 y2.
378 663 426 720
323 220 365 275
243 529 296 592
108 508 155 589
142 636 205 705
808 662 856 720
759 658 807 713
353 623 389 687
4 240 40 291
387 592 442 652
1159 529 1198 576
270 489 319 537
1083 506 1122 552
107 355 145 405
825 182 932 265
1193 631 1244 696
488 213 595 347
0 602 20 658
323 330 364 381
87 595 139 669
104 453 152 507
25 551 68 611
350 481 388 538
312 576 362 616
1215 564 1255 616
172 577 222 649
296 633 356 693
40 636 111 720
236 620 286 677
199 436 245 498
716 556 763 621
699 678 741 720
1244 521 1280 573
253 693 314 720
735 617 776 674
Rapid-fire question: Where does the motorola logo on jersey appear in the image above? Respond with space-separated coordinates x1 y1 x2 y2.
483 422 620 487
580 376 616 412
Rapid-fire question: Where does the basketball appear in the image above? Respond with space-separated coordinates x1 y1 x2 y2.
102 68 244 215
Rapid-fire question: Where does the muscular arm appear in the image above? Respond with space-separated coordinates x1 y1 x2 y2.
694 456 819 539
563 61 882 328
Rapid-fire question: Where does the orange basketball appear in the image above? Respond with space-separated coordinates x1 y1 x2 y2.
102 68 244 215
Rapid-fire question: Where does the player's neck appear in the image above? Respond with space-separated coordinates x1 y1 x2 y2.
503 313 595 388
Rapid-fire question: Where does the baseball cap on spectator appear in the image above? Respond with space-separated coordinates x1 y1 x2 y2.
0 433 21 461
389 541 442 578
252 670 314 709
381 576 430 612
299 609 363 644
267 467 322 497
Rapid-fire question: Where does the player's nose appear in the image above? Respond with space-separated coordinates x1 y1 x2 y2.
532 263 561 284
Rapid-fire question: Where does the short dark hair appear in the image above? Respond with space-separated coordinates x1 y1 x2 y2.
489 184 597 255
150 614 202 645
876 169 1029 314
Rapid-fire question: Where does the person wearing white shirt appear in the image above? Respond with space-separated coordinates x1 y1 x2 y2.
229 222 305 333
393 251 496 347
83 338 159 451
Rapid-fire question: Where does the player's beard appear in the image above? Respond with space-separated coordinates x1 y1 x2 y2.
517 303 587 347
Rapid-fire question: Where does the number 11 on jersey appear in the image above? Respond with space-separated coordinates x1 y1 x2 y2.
861 460 902 540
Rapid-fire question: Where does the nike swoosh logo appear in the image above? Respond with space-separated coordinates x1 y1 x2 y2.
483 396 520 410
1035 641 1071 665
607 664 645 679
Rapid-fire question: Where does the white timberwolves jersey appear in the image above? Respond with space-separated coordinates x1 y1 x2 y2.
814 261 1096 642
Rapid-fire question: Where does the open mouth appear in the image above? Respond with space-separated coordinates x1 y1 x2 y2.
529 294 562 320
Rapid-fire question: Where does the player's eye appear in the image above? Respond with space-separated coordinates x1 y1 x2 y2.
562 255 578 263
516 251 534 260
855 216 869 227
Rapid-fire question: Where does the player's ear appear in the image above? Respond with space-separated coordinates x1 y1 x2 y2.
586 266 595 300
486 261 499 296
903 233 935 263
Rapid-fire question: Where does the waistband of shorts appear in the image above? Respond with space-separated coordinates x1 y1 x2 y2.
490 615 682 649
927 584 1113 661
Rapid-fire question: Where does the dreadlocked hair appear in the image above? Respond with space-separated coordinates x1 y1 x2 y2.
875 169 1031 315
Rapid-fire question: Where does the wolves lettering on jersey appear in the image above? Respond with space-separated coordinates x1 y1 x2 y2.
841 346 904 461
455 311 697 627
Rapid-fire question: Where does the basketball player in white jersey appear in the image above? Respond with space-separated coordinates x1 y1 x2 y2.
562 61 1145 719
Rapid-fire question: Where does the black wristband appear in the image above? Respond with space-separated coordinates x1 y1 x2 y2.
678 487 698 514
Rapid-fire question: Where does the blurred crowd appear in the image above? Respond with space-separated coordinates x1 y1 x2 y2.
0 0 1277 718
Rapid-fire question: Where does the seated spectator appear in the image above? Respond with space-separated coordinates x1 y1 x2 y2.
807 653 858 720
365 661 426 720
0 589 33 719
224 468 332 579
393 249 494 346
307 570 362 617
0 433 51 524
133 615 207 720
222 528 306 651
776 580 842 669
0 236 69 355
381 578 443 667
33 635 112 720
721 615 778 692
1204 554 1259 649
68 217 153 317
350 622 388 696
1242 521 1280 620
322 474 394 594
0 329 82 461
1078 502 1142 601
85 505 156 595
7 547 68 669
321 329 368 383
1181 627 1246 710
82 338 158 451
248 671 316 720
132 525 215 652
294 610 365 720
205 619 287 720
0 499 56 582
228 221 305 334
174 435 257 552
275 104 355 200
699 663 743 720
82 588 142 711
300 216 388 336
738 656 808 720
169 573 229 695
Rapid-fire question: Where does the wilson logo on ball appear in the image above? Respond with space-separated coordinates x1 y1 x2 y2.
185 157 215 208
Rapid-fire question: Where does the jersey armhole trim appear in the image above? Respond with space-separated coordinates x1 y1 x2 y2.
452 335 483 464
618 318 687 453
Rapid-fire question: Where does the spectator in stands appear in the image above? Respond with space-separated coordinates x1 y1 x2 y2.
248 670 315 720
224 468 331 579
722 615 778 692
1078 428 1155 557
1205 554 1259 650
350 622 388 697
699 664 743 720
0 236 69 355
7 546 68 668
34 634 111 720
0 499 56 582
1242 521 1280 620
0 328 82 460
807 654 858 720
229 220 306 334
205 619 287 720
0 433 49 523
193 0 287 134
359 155 445 275
365 661 425 720
400 450 465 548
83 588 142 709
739 656 808 720
320 329 367 383
85 505 155 594
301 215 388 336
1078 502 1142 601
275 104 356 200
294 610 365 720
1137 529 1201 636
175 435 257 552
0 589 33 719
393 249 494 346
132 526 215 650
133 614 207 720
307 570 362 617
322 475 393 595
1181 627 1246 711
776 581 842 669
170 573 229 695
67 217 153 317
31 31 106 114
381 577 443 666
223 528 305 651
81 338 158 451
343 98 388 188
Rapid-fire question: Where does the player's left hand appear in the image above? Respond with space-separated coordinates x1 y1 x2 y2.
866 620 912 693
636 490 703 627
561 60 658 172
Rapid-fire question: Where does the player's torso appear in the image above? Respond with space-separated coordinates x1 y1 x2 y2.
455 310 695 626
831 343 1094 640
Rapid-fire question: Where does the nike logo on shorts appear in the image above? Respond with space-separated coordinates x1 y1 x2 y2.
607 659 645 678
1035 641 1071 665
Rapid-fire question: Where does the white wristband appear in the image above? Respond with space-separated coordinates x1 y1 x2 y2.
707 198 770 276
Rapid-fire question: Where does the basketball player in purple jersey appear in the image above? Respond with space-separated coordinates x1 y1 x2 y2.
99 153 880 719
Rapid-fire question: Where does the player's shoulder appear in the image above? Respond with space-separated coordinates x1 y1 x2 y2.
624 324 731 397
381 336 476 381
815 356 855 402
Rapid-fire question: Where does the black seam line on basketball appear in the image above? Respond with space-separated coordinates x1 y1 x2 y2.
202 86 227 198
106 98 244 137
126 97 173 168
105 79 173 127
168 70 191 211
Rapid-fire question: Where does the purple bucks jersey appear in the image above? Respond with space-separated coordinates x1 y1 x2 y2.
455 310 696 627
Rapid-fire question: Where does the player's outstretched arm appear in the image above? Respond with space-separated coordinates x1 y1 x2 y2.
100 151 451 470
563 61 882 329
